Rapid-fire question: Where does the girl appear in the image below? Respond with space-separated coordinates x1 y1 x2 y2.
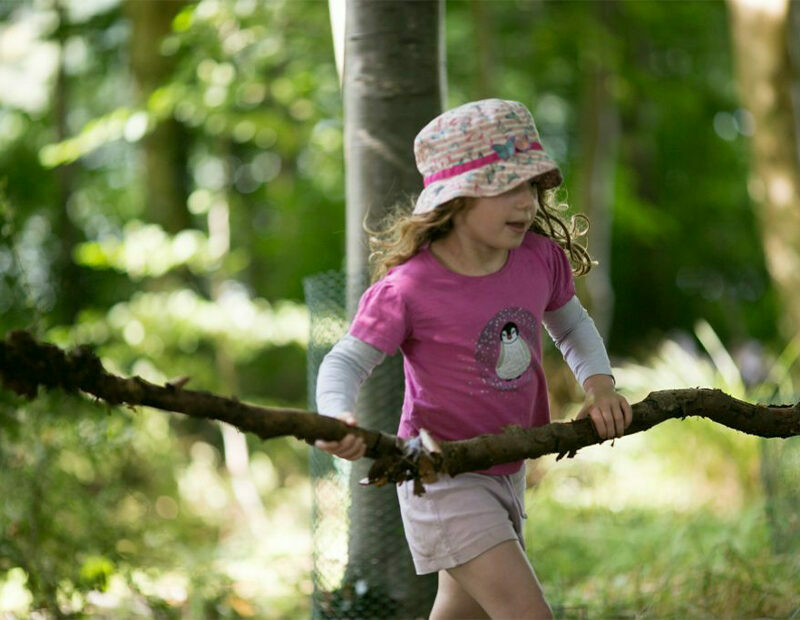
315 99 632 619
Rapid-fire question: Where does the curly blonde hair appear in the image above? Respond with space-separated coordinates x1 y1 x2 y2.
367 183 594 282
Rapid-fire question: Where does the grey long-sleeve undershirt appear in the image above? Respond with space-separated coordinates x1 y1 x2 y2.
315 295 613 417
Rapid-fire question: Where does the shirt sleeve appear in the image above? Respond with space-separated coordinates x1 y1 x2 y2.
545 239 577 312
315 334 387 416
348 278 410 356
542 295 614 386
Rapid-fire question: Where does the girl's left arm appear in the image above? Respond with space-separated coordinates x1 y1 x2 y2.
543 296 632 439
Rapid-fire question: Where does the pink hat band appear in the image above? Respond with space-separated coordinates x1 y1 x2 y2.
423 140 543 188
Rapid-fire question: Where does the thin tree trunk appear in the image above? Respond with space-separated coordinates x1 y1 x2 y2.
574 2 619 341
471 0 494 98
344 1 446 302
727 0 800 556
209 141 269 534
726 0 800 341
52 1 83 325
789 0 800 145
342 1 445 615
125 0 190 234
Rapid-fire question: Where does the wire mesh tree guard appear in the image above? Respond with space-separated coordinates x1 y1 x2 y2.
305 269 436 619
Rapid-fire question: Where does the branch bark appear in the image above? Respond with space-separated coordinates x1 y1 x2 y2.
2 330 798 494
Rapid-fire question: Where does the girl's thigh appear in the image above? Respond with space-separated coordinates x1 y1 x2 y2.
446 539 552 619
429 570 488 620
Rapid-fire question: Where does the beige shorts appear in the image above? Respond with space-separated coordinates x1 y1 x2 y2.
396 468 528 575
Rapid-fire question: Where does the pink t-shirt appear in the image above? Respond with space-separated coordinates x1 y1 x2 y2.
349 232 576 475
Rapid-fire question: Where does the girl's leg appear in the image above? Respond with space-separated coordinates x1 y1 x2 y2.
446 539 553 619
429 570 489 620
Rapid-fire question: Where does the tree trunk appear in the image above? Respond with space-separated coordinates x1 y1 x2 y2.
471 0 494 98
726 0 800 557
125 0 190 234
574 1 619 341
52 1 84 325
789 0 800 136
344 1 446 301
341 1 445 615
209 140 269 536
726 0 800 341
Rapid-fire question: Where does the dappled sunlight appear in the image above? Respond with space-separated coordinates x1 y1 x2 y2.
130 570 189 608
0 0 797 615
533 421 760 515
309 308 350 351
731 0 788 18
764 234 800 283
56 448 95 484
523 323 798 615
525 494 797 617
178 441 229 521
130 358 167 386
52 288 309 369
313 478 351 588
694 320 747 397
0 568 33 616
0 10 58 115
767 171 794 209
174 440 314 616
544 324 773 515
613 318 800 405
83 573 152 616
40 108 141 168
613 328 728 399
74 219 238 279
214 481 313 617
0 434 317 618
525 421 795 616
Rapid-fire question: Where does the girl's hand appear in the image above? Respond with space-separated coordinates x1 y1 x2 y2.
575 375 633 440
314 412 367 460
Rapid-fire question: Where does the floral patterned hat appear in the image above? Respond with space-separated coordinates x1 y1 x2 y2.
412 98 563 215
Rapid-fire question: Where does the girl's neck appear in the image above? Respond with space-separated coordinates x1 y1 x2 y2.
429 234 509 277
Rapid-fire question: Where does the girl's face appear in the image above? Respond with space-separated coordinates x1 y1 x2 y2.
451 182 538 251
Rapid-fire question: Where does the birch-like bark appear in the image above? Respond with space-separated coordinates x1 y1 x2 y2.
341 2 444 612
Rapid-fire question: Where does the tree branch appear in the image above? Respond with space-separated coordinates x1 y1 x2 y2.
2 330 799 495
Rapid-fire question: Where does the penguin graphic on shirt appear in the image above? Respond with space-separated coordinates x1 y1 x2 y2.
495 322 532 380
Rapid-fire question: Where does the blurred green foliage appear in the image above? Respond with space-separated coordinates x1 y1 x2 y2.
526 498 799 618
529 320 800 617
447 0 778 356
0 0 796 617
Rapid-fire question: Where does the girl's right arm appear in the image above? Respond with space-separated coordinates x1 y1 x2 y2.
314 333 386 460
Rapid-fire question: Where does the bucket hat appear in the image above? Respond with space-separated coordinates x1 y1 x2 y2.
412 98 562 215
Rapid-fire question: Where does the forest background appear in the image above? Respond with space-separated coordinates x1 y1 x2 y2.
0 0 798 618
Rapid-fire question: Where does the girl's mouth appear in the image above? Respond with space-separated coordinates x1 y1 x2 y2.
506 222 528 233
